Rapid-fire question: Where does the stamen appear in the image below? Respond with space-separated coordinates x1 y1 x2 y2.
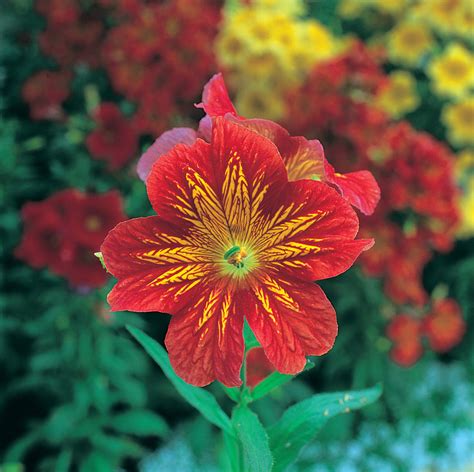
224 245 248 268
224 246 241 260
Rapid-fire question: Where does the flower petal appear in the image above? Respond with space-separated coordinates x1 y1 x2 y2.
101 217 217 313
137 127 197 181
257 179 373 281
244 277 337 374
165 281 244 387
324 161 381 215
231 117 326 181
196 73 238 118
147 117 289 248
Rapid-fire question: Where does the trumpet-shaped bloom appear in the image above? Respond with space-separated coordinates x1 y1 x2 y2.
102 117 373 386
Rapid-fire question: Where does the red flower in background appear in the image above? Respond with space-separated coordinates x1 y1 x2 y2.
383 233 431 307
101 117 373 386
22 70 71 121
284 42 460 311
377 123 460 252
246 348 276 388
35 0 110 69
86 103 138 170
423 299 465 353
102 0 221 135
16 189 125 288
386 315 423 367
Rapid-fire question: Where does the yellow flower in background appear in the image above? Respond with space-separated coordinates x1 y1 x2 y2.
338 0 366 18
387 21 435 66
371 0 408 15
453 0 474 39
457 176 474 238
442 96 474 146
215 2 337 120
235 84 286 120
252 0 304 15
418 0 464 35
376 70 420 119
428 43 474 98
455 149 474 180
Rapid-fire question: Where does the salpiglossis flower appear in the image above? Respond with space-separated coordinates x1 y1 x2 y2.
102 117 373 387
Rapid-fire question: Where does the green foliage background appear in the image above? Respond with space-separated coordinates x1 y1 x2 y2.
1 0 473 471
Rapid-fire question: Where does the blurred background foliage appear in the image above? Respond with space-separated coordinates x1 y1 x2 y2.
1 0 473 470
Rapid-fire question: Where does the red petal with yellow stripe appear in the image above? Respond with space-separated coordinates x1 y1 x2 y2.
231 117 327 181
101 217 217 313
166 281 244 387
101 117 372 386
244 279 337 374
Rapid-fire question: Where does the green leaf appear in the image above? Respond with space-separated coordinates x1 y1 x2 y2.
4 430 41 462
54 449 72 472
127 326 234 435
0 464 24 472
243 321 259 351
222 430 241 472
222 385 241 402
92 433 143 459
232 404 273 472
109 409 169 437
268 384 382 471
250 361 315 402
79 452 114 472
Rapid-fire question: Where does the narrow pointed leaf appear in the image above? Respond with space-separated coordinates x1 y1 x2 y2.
109 409 169 437
250 361 315 402
232 404 273 472
127 325 234 435
268 384 382 471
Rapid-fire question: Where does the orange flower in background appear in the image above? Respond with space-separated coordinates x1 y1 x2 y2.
386 314 423 367
423 298 466 353
101 117 373 386
246 347 276 388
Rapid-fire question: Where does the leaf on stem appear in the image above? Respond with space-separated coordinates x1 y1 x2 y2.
232 404 273 472
268 384 382 471
127 325 234 435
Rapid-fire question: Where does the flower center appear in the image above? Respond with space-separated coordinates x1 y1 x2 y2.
86 215 102 231
224 245 248 269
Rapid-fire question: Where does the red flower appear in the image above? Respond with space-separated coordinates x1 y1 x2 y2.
22 70 71 121
422 299 465 353
102 0 221 134
138 73 380 215
386 314 423 367
86 103 138 170
101 117 373 386
36 0 80 27
384 233 431 307
15 201 64 270
377 123 460 252
246 347 276 388
68 190 126 247
16 189 125 288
